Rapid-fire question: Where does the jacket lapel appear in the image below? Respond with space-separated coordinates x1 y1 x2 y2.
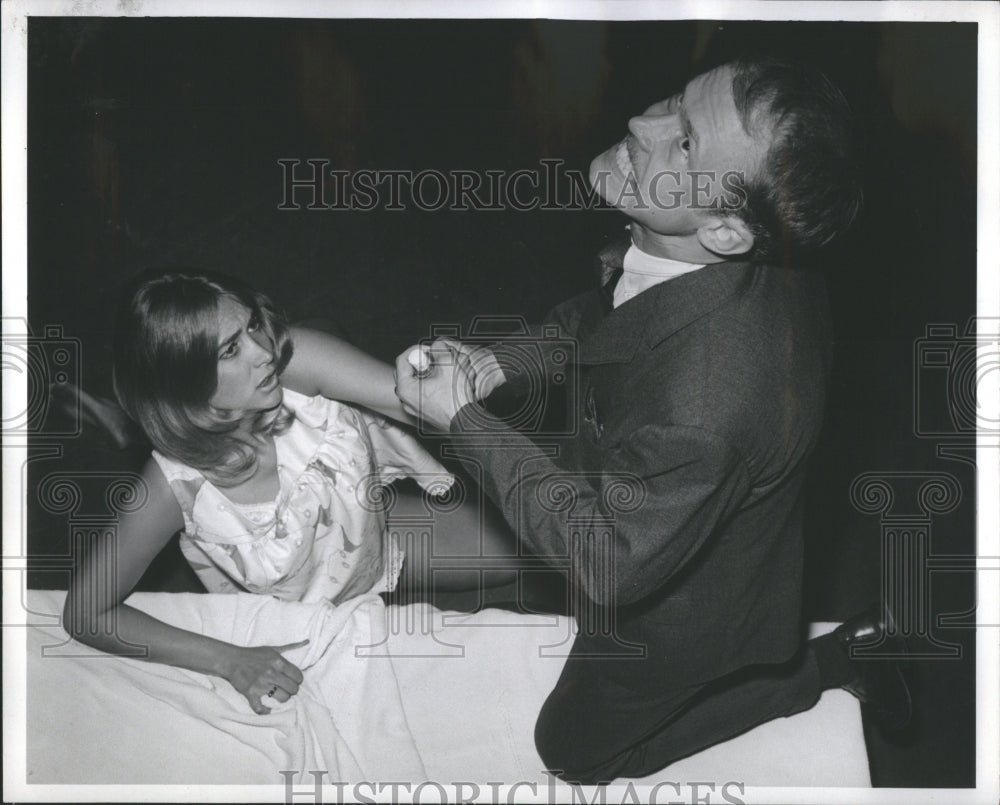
596 236 630 289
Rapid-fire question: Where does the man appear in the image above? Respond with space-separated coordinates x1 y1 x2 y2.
395 55 910 783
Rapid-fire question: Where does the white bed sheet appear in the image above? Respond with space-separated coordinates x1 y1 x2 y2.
22 589 870 791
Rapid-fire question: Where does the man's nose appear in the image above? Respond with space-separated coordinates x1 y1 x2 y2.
628 113 678 148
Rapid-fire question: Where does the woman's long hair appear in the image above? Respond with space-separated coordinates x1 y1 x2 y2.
113 271 295 487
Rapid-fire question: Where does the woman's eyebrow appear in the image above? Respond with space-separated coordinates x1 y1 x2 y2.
217 325 242 351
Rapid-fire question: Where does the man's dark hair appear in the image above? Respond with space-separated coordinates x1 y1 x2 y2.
724 55 862 263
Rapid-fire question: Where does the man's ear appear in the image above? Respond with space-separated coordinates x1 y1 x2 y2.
696 216 754 257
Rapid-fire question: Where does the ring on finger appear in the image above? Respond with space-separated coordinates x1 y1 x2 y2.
267 685 278 698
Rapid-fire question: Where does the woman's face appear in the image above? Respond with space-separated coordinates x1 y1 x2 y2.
208 296 283 414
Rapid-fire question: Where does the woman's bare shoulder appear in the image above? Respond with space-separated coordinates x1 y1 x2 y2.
123 454 185 536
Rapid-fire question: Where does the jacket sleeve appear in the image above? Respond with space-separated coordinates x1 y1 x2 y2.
484 292 593 399
448 405 751 607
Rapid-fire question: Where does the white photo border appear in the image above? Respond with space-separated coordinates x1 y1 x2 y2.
3 2 998 803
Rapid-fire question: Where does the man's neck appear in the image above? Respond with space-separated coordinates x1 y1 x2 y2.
629 224 726 264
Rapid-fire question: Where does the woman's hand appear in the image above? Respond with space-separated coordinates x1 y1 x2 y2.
220 639 310 715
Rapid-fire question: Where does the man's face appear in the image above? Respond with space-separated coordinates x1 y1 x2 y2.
589 64 767 257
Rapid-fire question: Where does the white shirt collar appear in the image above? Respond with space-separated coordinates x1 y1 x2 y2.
613 244 706 308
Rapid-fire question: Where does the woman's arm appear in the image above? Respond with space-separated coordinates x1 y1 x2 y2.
281 325 416 425
62 457 305 714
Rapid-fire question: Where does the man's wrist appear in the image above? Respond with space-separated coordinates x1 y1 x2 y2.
450 400 483 434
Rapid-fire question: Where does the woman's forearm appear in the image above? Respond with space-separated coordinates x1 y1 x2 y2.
283 326 418 426
64 600 239 679
64 595 306 715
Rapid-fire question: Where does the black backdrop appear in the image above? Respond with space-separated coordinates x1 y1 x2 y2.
25 18 979 788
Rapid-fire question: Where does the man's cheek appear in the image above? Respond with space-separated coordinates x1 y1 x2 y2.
649 170 684 210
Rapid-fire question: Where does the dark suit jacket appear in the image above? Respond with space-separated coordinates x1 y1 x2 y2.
450 240 833 688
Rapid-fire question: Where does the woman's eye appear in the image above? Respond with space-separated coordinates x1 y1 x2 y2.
220 342 238 359
247 314 260 333
680 136 691 154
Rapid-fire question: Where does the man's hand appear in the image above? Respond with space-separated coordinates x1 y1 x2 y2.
394 339 479 430
440 338 508 402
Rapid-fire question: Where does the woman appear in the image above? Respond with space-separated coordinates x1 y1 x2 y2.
63 270 514 715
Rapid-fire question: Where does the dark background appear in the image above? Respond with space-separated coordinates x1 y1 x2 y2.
24 18 978 789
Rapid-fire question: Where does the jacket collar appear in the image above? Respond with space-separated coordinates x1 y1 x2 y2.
580 237 756 364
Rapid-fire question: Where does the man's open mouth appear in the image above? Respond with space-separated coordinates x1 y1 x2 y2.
616 139 636 180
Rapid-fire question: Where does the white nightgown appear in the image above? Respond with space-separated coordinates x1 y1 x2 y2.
151 388 454 604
